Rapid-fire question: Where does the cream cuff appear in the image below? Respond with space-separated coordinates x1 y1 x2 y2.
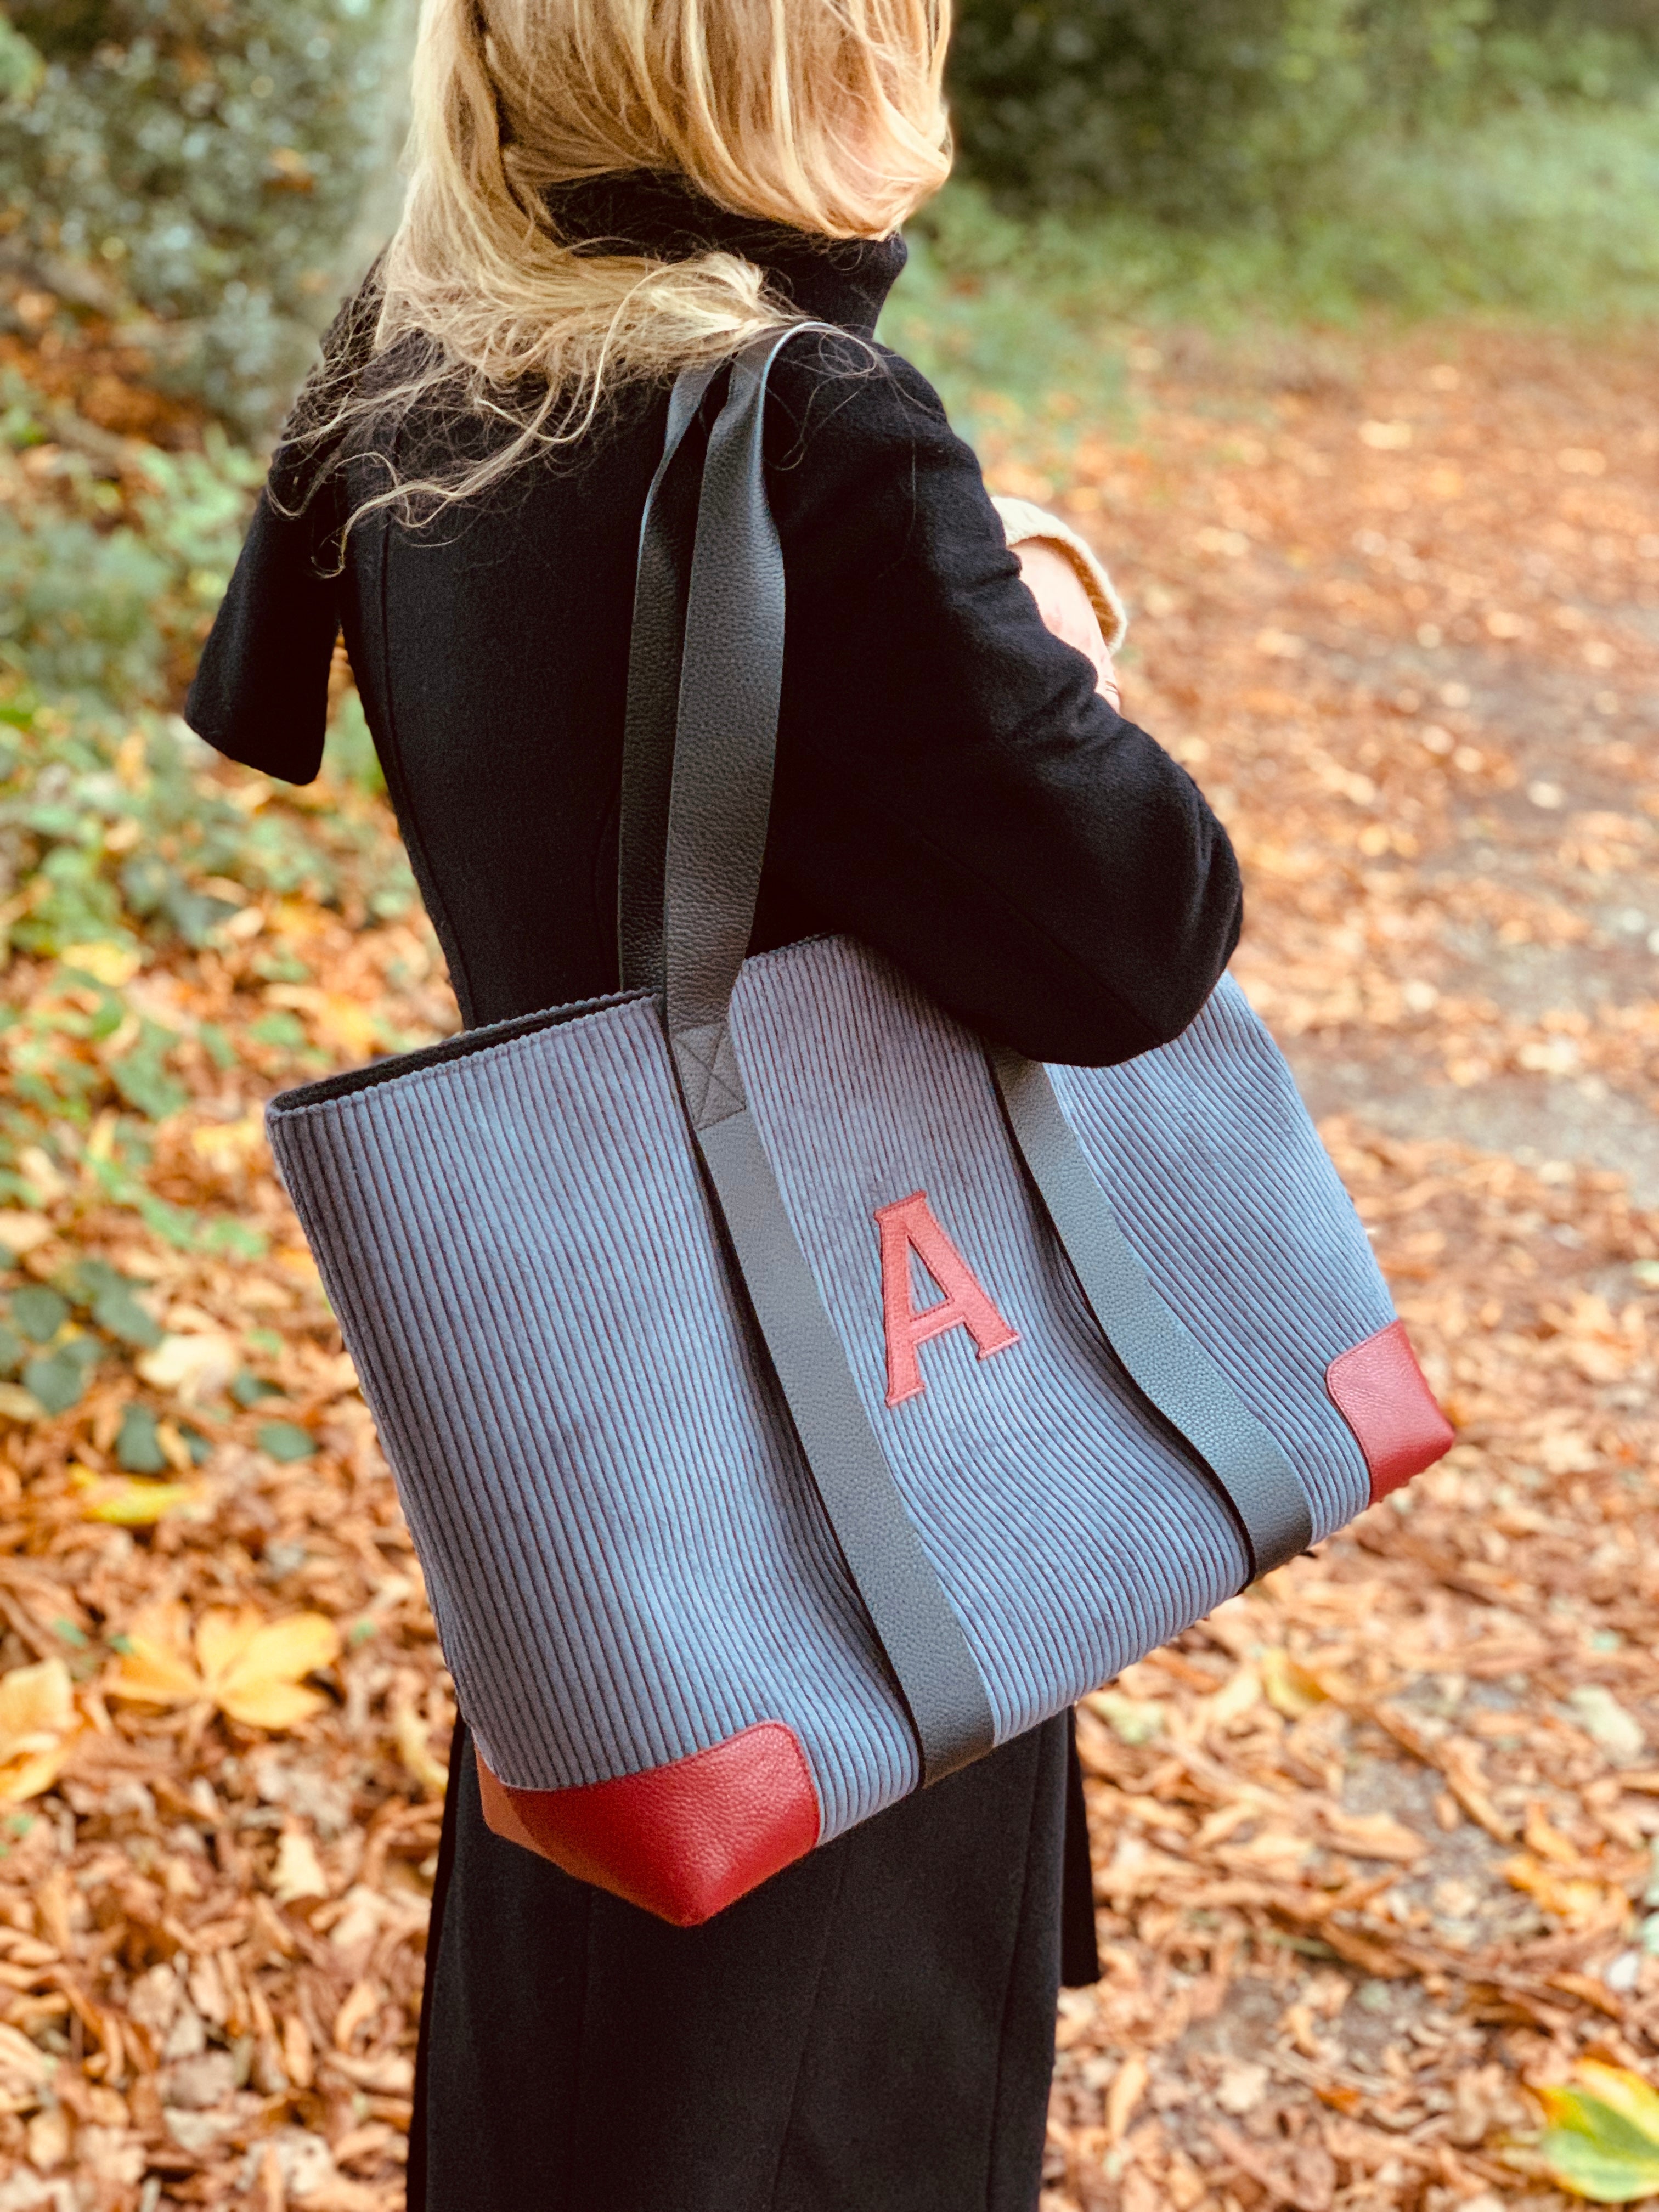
991 495 1127 652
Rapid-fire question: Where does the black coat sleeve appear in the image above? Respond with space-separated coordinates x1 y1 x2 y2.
759 342 1242 1069
184 486 337 783
184 279 383 782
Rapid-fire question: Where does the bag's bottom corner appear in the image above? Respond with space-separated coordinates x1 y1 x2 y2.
475 1719 822 1925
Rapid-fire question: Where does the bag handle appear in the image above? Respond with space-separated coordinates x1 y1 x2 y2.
653 334 998 1784
617 359 721 993
618 338 1312 1784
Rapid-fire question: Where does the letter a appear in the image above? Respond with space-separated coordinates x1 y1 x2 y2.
873 1190 1019 1408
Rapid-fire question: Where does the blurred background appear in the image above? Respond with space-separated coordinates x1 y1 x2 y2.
0 8 1657 2210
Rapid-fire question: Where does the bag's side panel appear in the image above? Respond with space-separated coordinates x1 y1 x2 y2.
732 941 1256 1746
1046 974 1394 1540
269 998 919 1840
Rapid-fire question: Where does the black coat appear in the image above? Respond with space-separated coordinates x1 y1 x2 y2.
189 174 1242 2211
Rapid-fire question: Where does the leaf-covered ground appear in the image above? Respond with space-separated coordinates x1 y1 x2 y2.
0 305 1654 2210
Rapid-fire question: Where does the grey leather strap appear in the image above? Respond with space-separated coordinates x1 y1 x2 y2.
990 1049 1313 1575
698 1109 997 1781
654 336 996 1784
618 360 720 992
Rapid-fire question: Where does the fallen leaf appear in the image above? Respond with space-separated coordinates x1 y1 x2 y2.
1107 2052 1148 2143
271 1828 329 1905
0 1657 77 1803
1538 2062 1659 2202
1505 1852 1624 1929
1261 1646 1328 1718
1323 1808 1427 1864
109 1603 341 1730
1086 1689 1165 1745
0 1211 53 1256
70 1466 204 1525
390 1677 450 1796
1568 1686 1647 1767
136 1330 239 1403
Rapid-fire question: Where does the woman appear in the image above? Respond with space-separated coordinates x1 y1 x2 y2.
189 0 1242 2201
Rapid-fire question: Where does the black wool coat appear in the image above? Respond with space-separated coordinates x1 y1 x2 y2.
188 174 1243 2212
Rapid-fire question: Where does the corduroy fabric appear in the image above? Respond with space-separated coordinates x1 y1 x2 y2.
269 931 1392 1846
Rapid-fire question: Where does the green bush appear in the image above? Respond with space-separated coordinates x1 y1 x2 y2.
0 0 408 431
0 375 264 703
945 0 1659 216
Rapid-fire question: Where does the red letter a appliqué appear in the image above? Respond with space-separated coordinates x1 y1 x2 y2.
873 1191 1019 1408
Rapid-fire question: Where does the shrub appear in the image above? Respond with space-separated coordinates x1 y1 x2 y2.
944 0 1659 217
0 0 409 432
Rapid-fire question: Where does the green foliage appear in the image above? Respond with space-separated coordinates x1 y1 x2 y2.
0 380 264 704
945 0 1659 218
256 1419 314 1463
0 0 405 430
0 692 416 1243
0 8 41 100
0 1263 167 1418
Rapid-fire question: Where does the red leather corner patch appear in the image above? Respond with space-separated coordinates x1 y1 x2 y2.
475 1721 821 1927
1326 1319 1455 1502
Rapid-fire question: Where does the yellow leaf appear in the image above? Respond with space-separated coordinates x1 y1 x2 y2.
0 1658 76 1805
1571 2063 1659 2141
1505 1852 1620 1928
0 1383 44 1424
218 1679 331 1730
1261 1646 1328 1719
263 984 379 1058
109 1604 340 1733
390 1678 450 1797
213 1611 340 1697
60 940 142 987
109 1601 205 1706
1538 2062 1659 2202
71 1467 201 1526
193 1606 267 1686
189 1115 267 1169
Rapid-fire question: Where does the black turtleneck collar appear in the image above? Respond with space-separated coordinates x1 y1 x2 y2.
543 171 907 339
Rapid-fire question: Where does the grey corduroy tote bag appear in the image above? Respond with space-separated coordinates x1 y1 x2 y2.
267 334 1453 1926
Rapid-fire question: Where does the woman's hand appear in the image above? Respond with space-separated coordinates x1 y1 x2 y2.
1011 538 1121 711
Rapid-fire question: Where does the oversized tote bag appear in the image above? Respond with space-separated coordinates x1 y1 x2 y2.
267 334 1454 1925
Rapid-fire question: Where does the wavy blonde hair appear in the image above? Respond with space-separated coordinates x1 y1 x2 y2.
297 0 951 523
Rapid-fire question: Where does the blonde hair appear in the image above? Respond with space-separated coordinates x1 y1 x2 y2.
299 0 951 524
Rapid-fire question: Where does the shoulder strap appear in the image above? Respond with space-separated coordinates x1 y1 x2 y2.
617 361 720 992
661 334 997 1784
